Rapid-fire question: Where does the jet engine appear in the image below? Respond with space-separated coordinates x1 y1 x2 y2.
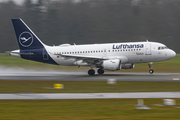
121 63 135 69
102 59 121 71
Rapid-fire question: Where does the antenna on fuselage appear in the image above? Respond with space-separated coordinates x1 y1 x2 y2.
146 39 149 42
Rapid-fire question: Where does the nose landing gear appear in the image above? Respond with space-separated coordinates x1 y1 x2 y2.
149 69 154 74
148 62 154 74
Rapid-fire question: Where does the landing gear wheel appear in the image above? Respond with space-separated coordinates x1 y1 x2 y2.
148 62 154 74
97 69 104 75
149 69 154 74
88 69 95 76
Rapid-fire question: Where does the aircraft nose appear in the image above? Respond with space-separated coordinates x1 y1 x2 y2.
169 49 176 58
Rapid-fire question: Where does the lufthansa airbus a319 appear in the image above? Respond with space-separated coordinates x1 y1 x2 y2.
9 19 176 75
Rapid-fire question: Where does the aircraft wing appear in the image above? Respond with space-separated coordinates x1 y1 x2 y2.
54 53 109 64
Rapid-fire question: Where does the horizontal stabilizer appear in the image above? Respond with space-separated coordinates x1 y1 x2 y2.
6 51 34 55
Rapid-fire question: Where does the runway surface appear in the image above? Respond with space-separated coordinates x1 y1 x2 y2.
1 92 180 99
0 70 180 99
0 69 179 81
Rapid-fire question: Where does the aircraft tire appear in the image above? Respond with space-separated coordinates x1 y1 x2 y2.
97 69 104 75
149 69 154 74
88 69 95 76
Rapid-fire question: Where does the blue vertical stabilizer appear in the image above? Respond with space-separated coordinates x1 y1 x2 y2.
11 18 57 65
12 19 44 50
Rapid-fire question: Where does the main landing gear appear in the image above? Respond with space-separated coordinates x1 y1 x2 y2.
88 69 95 76
148 62 154 74
88 68 104 76
97 68 104 75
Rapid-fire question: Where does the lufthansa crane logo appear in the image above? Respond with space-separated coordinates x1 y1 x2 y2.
19 32 33 47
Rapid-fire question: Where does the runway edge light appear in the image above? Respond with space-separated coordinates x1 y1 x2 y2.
54 84 64 89
163 99 175 106
107 79 116 85
134 99 151 109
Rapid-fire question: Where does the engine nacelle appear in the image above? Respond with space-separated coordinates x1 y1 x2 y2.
102 59 121 71
121 63 135 69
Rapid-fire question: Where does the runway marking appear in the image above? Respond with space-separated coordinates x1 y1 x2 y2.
173 78 180 80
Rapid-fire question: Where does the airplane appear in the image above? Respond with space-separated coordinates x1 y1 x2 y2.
9 18 176 75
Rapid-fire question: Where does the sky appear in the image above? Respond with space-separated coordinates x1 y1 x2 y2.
0 0 82 5
0 0 38 5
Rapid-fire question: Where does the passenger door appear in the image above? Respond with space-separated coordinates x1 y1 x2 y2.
145 43 151 55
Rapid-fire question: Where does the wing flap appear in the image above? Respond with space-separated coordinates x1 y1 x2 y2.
54 53 109 64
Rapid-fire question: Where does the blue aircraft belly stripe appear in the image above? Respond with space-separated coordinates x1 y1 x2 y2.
20 48 58 65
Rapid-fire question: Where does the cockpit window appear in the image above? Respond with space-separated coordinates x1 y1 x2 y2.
158 46 168 50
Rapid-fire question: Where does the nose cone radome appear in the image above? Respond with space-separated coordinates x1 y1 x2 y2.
169 49 176 59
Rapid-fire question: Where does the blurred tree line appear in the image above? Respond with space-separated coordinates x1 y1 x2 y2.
0 0 180 53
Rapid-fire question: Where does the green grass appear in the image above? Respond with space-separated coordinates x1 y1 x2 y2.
0 54 180 119
1 81 180 93
0 53 180 72
0 99 180 120
1 80 180 120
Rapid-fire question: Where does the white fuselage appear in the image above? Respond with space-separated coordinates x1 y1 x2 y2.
10 19 176 75
44 41 176 66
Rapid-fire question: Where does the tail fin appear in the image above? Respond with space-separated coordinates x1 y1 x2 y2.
12 19 44 50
